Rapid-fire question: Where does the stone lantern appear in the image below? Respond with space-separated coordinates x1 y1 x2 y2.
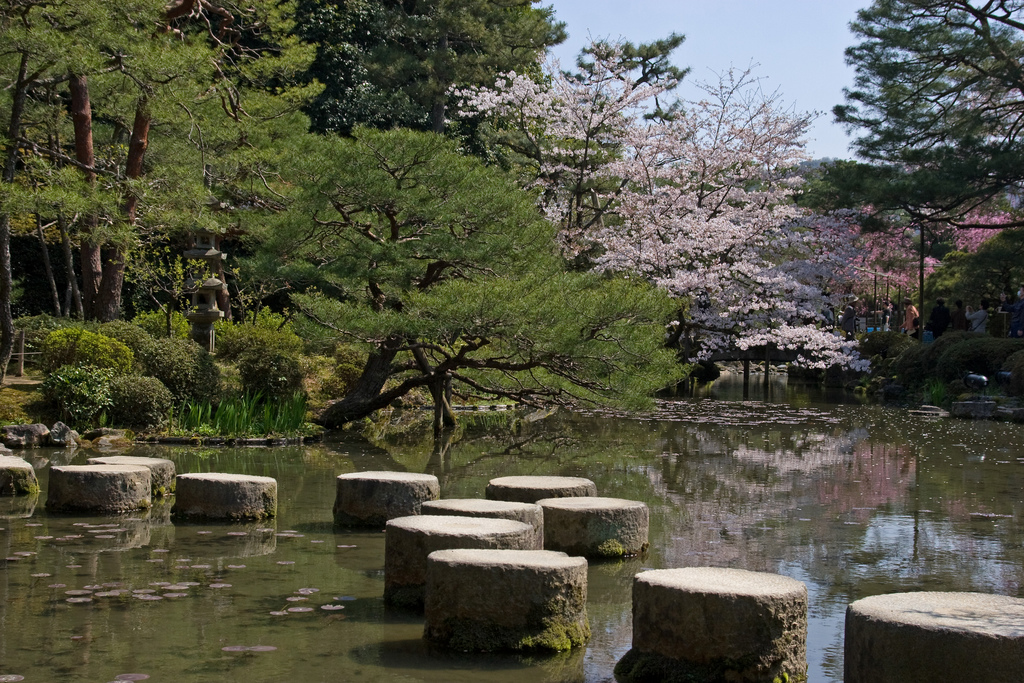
187 277 225 352
184 229 228 352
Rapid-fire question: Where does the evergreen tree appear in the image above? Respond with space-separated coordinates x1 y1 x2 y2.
835 0 1024 228
296 0 566 135
262 126 684 431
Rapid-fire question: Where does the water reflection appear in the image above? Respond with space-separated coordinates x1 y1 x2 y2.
0 389 1022 682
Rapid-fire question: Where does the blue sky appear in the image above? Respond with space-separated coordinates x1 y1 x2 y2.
544 0 871 160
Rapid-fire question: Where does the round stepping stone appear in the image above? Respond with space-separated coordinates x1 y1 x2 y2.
46 465 151 514
87 456 175 497
615 567 807 683
421 498 544 547
172 473 276 520
538 497 649 558
0 455 39 496
845 591 1024 683
333 471 439 527
485 475 596 504
424 549 590 652
384 515 539 610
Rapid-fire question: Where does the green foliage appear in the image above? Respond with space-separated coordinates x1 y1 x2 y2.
858 331 915 365
935 337 1024 383
108 375 174 430
300 348 365 409
267 127 684 424
924 377 947 406
40 328 134 374
134 337 220 404
133 310 190 339
237 348 305 399
173 392 308 437
891 331 1024 387
100 320 158 355
925 229 1024 305
1003 350 1024 396
42 364 115 427
833 1 1024 223
214 312 303 361
295 0 566 136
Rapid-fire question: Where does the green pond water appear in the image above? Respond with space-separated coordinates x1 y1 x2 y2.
1 373 1023 682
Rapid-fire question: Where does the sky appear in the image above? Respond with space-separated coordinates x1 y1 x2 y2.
544 0 871 160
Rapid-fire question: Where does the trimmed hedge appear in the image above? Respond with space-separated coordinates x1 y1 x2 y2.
108 375 174 429
42 364 115 427
134 337 220 404
1003 350 1024 396
41 328 134 374
935 338 1024 383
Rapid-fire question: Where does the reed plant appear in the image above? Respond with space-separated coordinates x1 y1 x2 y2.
172 392 309 437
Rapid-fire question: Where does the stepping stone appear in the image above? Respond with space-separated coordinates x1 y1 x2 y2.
421 498 544 546
384 515 539 610
172 473 277 520
424 549 590 652
333 471 439 527
615 567 807 683
485 475 596 504
845 591 1024 683
46 465 151 514
88 456 175 496
0 455 39 496
538 496 649 558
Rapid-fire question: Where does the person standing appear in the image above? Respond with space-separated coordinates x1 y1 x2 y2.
951 299 968 331
839 305 857 341
1000 286 1024 337
900 298 920 338
966 298 989 333
927 298 952 338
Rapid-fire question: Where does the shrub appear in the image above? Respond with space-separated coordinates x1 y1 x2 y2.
100 320 158 356
135 337 220 403
134 310 190 339
108 375 174 429
215 311 302 361
858 331 915 362
935 338 1024 383
890 331 984 386
1002 349 1024 396
42 364 115 427
237 348 304 398
40 328 134 373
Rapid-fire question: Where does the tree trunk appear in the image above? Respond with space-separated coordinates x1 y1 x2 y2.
316 343 400 428
69 73 102 319
58 215 83 318
0 53 30 384
35 214 61 315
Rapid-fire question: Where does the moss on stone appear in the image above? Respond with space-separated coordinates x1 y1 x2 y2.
596 538 626 557
0 468 39 496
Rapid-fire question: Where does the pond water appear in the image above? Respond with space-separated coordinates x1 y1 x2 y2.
1 373 1023 682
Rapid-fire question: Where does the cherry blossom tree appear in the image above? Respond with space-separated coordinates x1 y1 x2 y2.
460 46 867 370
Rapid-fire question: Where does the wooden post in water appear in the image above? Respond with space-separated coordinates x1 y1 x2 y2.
16 330 24 377
743 359 750 398
763 346 771 389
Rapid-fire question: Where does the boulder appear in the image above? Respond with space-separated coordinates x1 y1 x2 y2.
2 423 50 448
48 421 79 447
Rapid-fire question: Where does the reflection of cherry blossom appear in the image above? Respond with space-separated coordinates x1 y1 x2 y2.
460 47 865 370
